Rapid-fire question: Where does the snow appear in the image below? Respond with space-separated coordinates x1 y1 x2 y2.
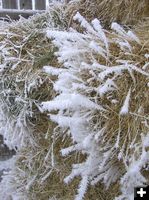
98 78 117 97
44 12 149 200
145 54 149 59
42 93 105 111
98 65 127 80
91 18 109 52
73 12 97 35
75 176 88 200
43 65 66 75
120 88 131 115
111 22 127 38
111 23 139 41
0 157 15 171
127 31 140 43
89 41 107 58
0 5 149 200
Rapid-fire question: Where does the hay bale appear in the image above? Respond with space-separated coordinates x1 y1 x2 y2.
0 2 149 200
42 12 149 200
65 0 149 28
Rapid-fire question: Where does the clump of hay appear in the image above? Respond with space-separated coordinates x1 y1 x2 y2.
65 0 149 28
0 4 92 200
0 9 61 200
0 11 59 149
42 12 149 200
0 8 103 199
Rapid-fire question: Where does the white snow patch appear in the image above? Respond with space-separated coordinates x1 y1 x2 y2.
120 88 131 115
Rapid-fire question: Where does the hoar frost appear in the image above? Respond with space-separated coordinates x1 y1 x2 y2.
43 12 149 200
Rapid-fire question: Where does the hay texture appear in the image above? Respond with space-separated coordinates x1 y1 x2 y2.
0 7 120 200
0 11 58 149
65 0 149 27
42 12 149 200
0 1 149 200
0 9 61 200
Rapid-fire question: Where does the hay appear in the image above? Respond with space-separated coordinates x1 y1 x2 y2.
0 10 60 200
0 2 149 200
14 132 119 200
43 13 149 199
65 0 149 28
0 5 87 200
0 11 59 149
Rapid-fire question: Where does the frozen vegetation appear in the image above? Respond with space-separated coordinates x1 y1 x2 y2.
0 1 149 200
